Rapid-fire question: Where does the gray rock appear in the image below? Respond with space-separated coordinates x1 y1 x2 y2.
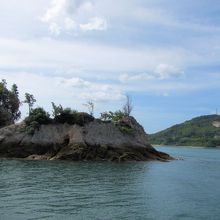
0 117 173 162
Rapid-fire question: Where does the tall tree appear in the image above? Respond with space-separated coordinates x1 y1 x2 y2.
24 93 36 114
9 84 21 121
0 79 21 127
51 102 63 117
83 101 94 116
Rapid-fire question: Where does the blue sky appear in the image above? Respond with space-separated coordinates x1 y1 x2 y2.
0 0 220 133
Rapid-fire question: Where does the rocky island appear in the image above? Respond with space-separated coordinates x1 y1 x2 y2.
0 113 172 162
0 80 172 162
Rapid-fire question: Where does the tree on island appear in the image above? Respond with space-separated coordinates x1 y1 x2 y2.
0 79 21 127
123 95 133 116
83 101 95 116
0 79 134 136
24 93 36 115
100 95 133 122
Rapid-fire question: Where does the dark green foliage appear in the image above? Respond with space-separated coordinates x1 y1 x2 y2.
74 112 95 126
119 125 133 134
0 79 21 127
55 110 94 126
54 107 78 124
25 103 95 134
51 102 63 118
117 118 134 134
52 103 94 126
0 107 12 127
25 107 51 134
52 103 76 124
149 115 220 147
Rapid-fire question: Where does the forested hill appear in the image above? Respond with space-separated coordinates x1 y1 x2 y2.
149 115 220 147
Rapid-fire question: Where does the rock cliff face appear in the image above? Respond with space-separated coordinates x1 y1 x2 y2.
0 117 172 162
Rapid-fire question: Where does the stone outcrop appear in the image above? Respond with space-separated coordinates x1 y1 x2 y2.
0 117 173 162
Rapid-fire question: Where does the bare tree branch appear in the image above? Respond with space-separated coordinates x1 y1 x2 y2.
123 95 133 116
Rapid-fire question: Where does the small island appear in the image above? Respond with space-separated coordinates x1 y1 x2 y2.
0 80 172 162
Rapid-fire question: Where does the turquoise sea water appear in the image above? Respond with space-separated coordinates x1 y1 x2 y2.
0 146 220 220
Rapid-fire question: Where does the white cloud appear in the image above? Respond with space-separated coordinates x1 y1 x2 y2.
0 37 193 75
64 17 77 30
80 17 107 31
41 0 107 35
57 76 124 102
1 36 218 95
154 64 184 79
57 77 90 88
0 36 218 99
119 64 184 83
41 0 67 23
49 22 61 35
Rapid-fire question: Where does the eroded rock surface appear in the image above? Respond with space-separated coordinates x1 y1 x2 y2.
0 117 172 162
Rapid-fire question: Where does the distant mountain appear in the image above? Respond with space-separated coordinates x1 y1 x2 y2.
149 115 220 147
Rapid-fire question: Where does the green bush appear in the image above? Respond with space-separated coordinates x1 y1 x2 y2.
53 105 94 126
54 108 78 124
25 107 51 134
75 112 95 126
100 110 134 134
100 110 125 122
119 125 133 134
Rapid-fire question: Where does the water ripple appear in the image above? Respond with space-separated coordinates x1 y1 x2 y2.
1 147 220 220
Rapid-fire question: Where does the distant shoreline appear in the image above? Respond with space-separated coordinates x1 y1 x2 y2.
153 144 219 149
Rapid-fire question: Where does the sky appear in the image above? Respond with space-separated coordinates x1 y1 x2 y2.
0 0 220 133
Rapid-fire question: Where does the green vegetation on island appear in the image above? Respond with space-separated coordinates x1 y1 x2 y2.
149 115 220 147
0 79 134 136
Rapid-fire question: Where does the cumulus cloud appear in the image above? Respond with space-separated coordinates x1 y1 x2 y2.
80 17 107 31
41 0 107 35
80 87 124 102
41 0 67 23
0 37 192 75
154 64 184 79
57 77 90 88
57 77 124 102
119 64 184 83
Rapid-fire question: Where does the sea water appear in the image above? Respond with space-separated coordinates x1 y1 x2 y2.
0 146 220 220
